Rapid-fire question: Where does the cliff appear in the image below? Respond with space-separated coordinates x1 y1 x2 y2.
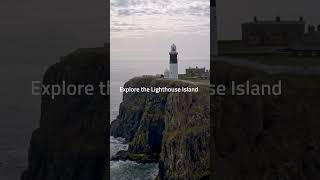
111 77 210 179
212 61 320 180
21 47 109 180
110 77 156 142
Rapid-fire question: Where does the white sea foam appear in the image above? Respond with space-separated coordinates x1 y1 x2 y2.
110 137 158 180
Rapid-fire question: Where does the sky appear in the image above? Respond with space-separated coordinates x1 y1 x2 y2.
0 0 106 65
0 0 319 63
110 0 211 61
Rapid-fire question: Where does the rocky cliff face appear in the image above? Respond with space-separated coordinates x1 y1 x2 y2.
212 61 320 180
111 77 210 180
159 85 210 179
21 47 109 180
110 77 155 142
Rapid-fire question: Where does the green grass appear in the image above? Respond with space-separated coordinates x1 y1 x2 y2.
166 125 208 141
218 40 276 55
212 61 320 94
219 41 320 67
227 54 320 67
179 77 210 84
218 40 320 67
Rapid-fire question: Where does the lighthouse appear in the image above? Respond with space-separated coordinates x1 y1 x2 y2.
169 44 178 79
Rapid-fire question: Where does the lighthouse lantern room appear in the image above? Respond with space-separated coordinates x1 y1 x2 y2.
168 44 178 79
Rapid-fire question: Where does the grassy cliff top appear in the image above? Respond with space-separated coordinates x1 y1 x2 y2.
127 75 209 87
221 54 320 67
218 40 320 67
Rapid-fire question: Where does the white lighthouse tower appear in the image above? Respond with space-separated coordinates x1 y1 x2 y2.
169 44 178 79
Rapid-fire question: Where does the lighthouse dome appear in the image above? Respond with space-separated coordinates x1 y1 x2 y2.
171 44 176 52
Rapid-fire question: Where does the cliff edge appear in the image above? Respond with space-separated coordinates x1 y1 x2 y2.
111 77 210 180
212 61 320 180
21 47 109 180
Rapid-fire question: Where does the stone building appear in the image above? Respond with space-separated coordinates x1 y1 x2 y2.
242 17 305 46
289 24 320 56
185 67 209 79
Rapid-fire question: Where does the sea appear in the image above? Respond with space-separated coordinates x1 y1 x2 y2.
110 57 209 180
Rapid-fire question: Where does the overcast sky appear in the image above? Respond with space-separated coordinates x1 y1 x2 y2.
0 0 106 64
0 0 319 64
111 0 210 61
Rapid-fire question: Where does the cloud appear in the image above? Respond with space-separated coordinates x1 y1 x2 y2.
111 0 129 7
111 0 210 38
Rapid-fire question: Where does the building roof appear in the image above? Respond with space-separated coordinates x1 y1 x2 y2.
243 21 305 25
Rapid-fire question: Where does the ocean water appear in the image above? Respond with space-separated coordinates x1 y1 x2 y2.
110 57 209 179
110 136 158 180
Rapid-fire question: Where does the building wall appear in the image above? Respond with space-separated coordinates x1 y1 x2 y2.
169 64 178 79
185 67 209 79
242 23 305 46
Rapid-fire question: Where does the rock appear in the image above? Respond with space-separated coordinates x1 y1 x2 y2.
111 150 159 164
128 79 192 155
21 47 109 180
110 77 210 180
212 61 320 180
111 76 157 141
159 85 210 180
